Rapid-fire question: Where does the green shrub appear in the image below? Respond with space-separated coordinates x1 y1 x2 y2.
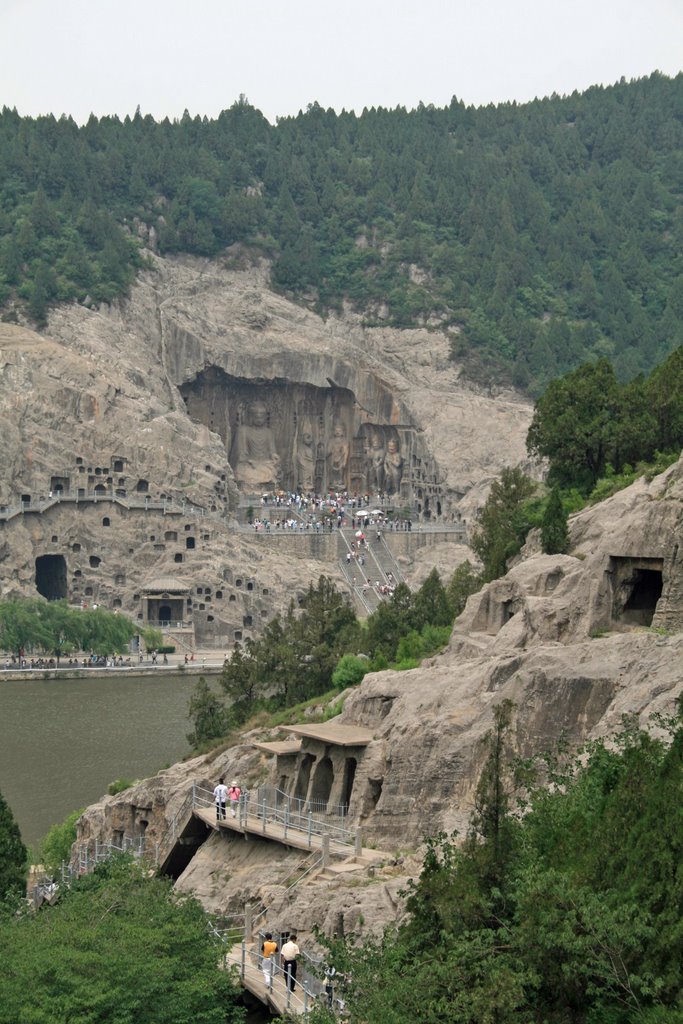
39 808 84 874
332 653 369 688
392 657 420 671
157 645 176 654
107 779 135 796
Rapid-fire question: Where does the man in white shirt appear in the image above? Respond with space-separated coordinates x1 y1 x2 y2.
280 933 300 992
213 777 228 821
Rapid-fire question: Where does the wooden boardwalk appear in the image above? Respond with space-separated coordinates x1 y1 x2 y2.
193 805 386 863
224 943 320 1017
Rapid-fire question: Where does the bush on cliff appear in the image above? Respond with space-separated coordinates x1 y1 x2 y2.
315 700 683 1023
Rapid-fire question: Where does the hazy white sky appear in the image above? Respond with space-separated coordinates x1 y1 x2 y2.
1 0 682 124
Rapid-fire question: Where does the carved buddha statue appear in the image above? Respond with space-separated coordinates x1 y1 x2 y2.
296 429 316 492
326 424 349 489
384 437 404 495
231 400 280 490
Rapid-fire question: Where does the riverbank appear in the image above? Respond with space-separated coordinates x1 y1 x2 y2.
0 650 227 682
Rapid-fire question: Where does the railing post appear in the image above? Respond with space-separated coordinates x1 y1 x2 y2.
308 809 312 849
355 826 363 858
245 904 253 940
241 940 246 979
262 797 266 833
322 833 330 869
284 805 289 839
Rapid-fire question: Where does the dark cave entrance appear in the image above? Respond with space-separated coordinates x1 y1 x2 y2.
341 757 357 811
294 753 315 801
35 554 67 601
159 816 210 880
309 756 334 810
611 556 664 627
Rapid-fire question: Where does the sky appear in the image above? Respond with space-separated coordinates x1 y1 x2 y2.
1 0 682 124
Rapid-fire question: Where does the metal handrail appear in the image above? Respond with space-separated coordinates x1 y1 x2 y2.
193 784 357 849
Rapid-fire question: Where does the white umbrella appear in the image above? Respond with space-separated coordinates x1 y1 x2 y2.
355 530 365 538
356 509 370 517
370 509 383 515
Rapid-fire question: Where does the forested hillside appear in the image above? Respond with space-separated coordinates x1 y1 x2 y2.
1 72 682 391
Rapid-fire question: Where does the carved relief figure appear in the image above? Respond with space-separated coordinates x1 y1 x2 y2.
367 430 385 493
296 428 316 491
384 437 404 495
326 424 349 489
231 400 280 490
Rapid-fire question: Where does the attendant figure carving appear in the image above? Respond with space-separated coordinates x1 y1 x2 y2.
231 400 280 490
296 428 316 491
326 424 349 489
384 437 404 495
367 431 386 493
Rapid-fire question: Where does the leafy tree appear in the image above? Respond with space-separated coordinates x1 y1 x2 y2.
0 859 245 1024
446 561 483 619
647 345 683 452
39 808 83 875
527 359 623 491
187 677 231 748
411 568 453 631
79 606 135 656
470 468 537 581
140 625 164 652
540 485 569 554
332 654 368 689
219 641 264 723
0 597 52 657
42 600 85 663
0 788 27 902
364 582 414 661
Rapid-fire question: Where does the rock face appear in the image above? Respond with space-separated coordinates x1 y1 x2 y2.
0 253 531 642
75 456 683 941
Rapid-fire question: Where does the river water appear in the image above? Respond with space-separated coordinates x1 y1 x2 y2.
0 672 212 848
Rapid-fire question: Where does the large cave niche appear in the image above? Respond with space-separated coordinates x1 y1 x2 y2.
35 554 67 601
611 556 664 627
179 367 443 506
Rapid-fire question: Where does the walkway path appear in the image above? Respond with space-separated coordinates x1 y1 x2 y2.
224 941 325 1018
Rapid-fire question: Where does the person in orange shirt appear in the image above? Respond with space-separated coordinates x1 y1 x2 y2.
261 932 278 986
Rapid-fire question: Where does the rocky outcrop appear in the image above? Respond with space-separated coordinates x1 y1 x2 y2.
75 456 683 941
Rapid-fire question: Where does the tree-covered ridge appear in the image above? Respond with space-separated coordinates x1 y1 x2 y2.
2 72 683 389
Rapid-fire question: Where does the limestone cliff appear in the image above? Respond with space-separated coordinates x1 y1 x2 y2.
74 455 683 943
0 252 531 643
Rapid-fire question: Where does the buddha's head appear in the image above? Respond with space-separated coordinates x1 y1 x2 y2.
249 401 268 427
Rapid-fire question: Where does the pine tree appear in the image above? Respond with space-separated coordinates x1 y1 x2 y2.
541 486 569 554
0 788 27 901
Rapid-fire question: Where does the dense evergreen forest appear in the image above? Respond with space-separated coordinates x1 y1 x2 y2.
2 72 683 391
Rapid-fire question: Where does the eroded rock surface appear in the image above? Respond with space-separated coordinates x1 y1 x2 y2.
0 253 532 640
75 456 683 941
